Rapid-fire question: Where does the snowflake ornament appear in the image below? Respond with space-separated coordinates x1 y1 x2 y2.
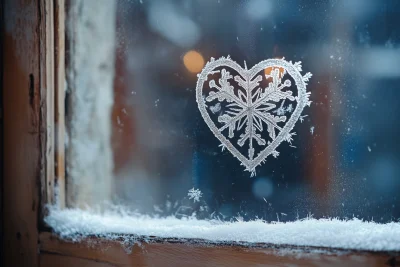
196 56 312 176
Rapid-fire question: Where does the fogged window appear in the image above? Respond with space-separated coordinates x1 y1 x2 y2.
110 0 400 222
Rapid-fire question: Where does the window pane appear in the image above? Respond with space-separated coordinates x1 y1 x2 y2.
108 0 400 222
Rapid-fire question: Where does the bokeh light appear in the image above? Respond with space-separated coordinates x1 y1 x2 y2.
183 50 205 73
264 66 285 78
252 177 274 199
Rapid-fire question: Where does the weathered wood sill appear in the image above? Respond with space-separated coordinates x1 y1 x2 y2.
39 232 399 267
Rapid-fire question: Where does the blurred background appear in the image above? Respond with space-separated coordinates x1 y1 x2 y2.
109 0 400 222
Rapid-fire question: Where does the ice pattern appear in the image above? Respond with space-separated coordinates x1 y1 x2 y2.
196 56 312 175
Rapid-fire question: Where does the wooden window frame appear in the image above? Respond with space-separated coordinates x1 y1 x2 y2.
2 0 399 266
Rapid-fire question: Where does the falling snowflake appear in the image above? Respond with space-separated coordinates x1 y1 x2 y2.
310 126 315 135
188 188 202 203
196 56 312 175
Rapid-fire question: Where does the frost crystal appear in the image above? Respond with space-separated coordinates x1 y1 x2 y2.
196 57 312 174
188 188 203 203
209 103 221 114
299 115 307 123
45 207 400 252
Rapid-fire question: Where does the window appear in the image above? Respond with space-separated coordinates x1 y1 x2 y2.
44 0 400 251
65 0 400 220
3 0 400 266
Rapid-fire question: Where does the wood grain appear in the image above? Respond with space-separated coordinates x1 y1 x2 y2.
39 232 398 267
54 0 66 208
3 0 60 265
40 253 117 267
3 0 41 266
0 0 4 263
38 0 55 211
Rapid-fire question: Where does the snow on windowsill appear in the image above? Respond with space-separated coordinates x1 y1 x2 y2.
44 206 400 252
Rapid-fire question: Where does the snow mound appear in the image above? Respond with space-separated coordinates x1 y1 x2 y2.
45 206 400 251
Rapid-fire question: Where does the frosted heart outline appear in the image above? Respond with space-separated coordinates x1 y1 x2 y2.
196 56 312 175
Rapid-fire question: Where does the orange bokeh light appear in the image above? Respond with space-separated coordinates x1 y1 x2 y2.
183 50 205 74
264 66 285 78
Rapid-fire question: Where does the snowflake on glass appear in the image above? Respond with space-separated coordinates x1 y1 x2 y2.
196 56 312 176
188 188 203 203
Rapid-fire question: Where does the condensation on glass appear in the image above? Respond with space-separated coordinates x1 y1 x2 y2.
102 0 400 222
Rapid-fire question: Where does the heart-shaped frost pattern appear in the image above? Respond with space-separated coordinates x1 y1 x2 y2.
196 56 312 176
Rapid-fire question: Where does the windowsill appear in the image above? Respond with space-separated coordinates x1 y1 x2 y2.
44 207 400 252
39 232 400 266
